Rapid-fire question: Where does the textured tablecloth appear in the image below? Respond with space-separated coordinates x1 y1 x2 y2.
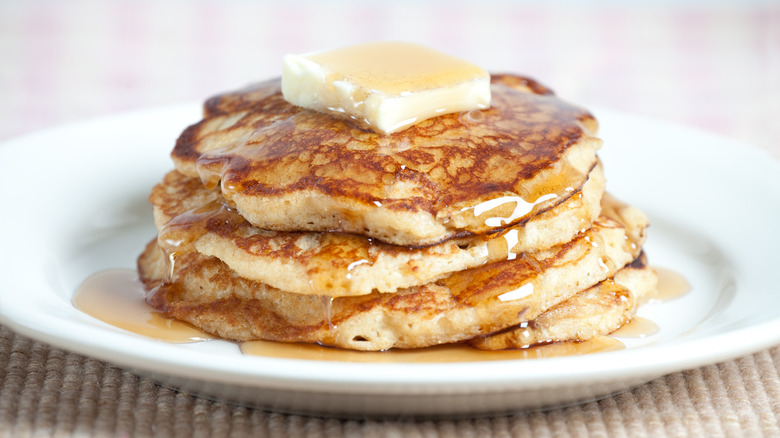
1 1 779 436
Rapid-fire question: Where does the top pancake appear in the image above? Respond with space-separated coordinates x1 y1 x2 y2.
172 74 601 246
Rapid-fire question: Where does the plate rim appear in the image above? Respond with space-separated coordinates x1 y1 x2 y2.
1 103 779 399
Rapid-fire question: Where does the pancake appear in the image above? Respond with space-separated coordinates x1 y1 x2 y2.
470 254 658 350
149 163 604 296
138 195 647 351
135 47 660 354
171 74 601 246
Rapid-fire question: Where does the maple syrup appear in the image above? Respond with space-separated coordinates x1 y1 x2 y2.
610 316 659 338
653 267 692 302
72 266 689 361
239 335 624 363
608 267 691 339
72 269 213 343
181 74 599 247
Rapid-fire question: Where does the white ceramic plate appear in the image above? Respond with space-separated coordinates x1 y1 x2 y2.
1 105 778 418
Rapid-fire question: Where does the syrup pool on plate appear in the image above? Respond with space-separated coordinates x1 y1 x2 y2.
72 267 690 361
653 267 692 302
610 316 659 338
72 269 213 343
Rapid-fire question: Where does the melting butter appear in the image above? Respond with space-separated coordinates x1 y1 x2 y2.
281 42 491 134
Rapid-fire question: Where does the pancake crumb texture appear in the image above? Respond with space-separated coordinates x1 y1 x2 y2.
139 70 658 352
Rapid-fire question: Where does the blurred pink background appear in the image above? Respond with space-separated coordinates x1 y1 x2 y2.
1 0 778 157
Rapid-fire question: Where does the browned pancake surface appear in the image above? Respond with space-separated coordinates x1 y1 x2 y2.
138 196 646 351
470 254 658 350
172 74 601 245
148 166 604 296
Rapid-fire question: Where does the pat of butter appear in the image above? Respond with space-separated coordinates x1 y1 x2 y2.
281 42 491 134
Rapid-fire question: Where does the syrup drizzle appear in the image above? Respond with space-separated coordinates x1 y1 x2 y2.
150 200 249 303
320 295 335 330
466 193 559 228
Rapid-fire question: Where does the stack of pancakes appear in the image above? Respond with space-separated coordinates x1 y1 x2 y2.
137 74 657 352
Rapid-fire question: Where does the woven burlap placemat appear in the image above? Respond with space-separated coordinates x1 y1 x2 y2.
1 325 779 437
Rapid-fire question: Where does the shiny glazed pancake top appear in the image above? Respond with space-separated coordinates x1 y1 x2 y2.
172 74 602 246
